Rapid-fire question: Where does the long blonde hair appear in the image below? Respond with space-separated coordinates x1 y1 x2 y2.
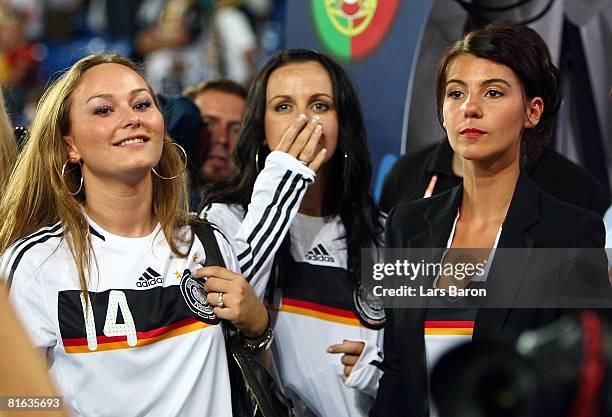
0 54 191 294
0 86 17 191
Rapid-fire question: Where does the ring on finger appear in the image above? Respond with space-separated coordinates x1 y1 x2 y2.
217 292 225 308
298 159 308 166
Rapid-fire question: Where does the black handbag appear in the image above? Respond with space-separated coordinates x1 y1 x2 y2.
192 220 295 417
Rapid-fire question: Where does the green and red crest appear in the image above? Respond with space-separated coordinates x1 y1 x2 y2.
311 0 400 63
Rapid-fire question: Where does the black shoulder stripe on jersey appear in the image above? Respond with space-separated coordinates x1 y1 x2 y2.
13 223 62 251
206 222 231 246
370 360 384 371
240 173 302 275
89 225 105 241
237 170 293 262
245 178 308 281
7 230 64 288
199 204 212 218
212 230 232 256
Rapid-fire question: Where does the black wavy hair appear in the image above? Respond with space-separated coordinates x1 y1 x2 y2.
435 21 562 161
203 48 383 279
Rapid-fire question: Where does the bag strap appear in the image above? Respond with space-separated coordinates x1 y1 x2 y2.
192 220 295 417
191 219 226 268
190 219 238 337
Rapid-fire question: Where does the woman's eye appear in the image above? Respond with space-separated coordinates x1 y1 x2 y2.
94 106 112 116
274 103 290 112
447 90 463 99
229 124 241 137
134 100 151 110
486 89 503 98
312 102 329 111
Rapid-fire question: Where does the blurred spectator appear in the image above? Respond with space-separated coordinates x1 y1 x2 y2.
157 79 247 211
135 0 217 95
135 0 257 95
87 0 143 44
183 78 247 208
156 94 211 211
215 0 257 83
40 0 86 42
246 0 285 66
3 0 43 40
242 0 271 17
0 1 39 123
2 0 94 123
3 0 280 123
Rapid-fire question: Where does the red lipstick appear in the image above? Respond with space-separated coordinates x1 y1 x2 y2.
460 128 486 137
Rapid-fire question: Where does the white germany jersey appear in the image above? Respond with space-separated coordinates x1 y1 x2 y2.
1 218 237 417
203 151 383 417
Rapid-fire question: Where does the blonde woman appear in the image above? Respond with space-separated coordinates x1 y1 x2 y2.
0 54 268 417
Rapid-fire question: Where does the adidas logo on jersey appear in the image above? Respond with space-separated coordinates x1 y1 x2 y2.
305 243 335 263
136 267 164 288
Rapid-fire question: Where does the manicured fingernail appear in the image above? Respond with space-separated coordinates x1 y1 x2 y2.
298 114 307 122
322 148 327 155
315 125 322 132
311 115 320 123
326 347 333 353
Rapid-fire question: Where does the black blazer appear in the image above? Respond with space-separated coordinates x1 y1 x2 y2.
370 173 610 417
379 140 610 216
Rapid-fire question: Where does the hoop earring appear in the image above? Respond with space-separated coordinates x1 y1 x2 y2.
61 160 84 196
152 141 188 180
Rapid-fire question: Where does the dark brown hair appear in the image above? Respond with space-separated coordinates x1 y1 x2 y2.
435 22 562 160
203 49 383 281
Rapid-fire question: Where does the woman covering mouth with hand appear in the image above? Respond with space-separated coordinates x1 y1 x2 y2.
201 49 386 417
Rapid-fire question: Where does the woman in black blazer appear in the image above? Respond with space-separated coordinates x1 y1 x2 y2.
371 22 611 417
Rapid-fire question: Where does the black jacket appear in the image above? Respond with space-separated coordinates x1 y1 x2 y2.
370 173 610 417
379 140 610 216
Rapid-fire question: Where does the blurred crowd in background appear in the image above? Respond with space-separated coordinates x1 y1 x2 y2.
0 0 287 126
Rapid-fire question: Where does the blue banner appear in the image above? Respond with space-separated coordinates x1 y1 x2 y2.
285 1 434 198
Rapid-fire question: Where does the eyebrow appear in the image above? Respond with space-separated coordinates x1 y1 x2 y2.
268 93 335 102
268 94 290 102
445 78 512 88
86 88 150 104
202 114 220 120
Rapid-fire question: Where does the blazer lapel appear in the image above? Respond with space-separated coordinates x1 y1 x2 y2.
400 187 462 311
416 186 463 248
496 173 541 249
475 173 541 340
